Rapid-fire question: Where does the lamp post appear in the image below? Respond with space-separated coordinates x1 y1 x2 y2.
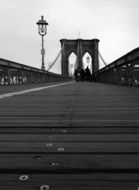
36 16 48 70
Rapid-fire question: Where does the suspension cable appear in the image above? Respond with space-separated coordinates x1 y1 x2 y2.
46 44 64 72
98 49 108 66
46 42 108 72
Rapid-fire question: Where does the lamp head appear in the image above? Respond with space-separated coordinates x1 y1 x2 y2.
36 16 48 36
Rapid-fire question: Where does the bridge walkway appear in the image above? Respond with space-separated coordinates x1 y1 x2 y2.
0 81 139 189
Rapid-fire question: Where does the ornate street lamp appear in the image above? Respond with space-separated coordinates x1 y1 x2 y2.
36 16 48 70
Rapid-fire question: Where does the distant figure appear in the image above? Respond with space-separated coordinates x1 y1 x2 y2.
74 67 81 82
80 67 85 81
85 66 91 81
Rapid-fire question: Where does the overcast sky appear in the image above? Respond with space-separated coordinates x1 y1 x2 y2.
0 0 138 73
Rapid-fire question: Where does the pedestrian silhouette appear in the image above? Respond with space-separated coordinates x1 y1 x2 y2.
80 67 85 81
74 67 81 82
85 66 91 81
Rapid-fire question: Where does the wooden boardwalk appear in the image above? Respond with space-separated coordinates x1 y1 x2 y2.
0 81 139 189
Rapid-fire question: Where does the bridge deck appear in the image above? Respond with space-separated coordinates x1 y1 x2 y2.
0 81 139 189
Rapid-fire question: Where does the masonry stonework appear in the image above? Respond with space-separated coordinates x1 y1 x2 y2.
60 39 99 76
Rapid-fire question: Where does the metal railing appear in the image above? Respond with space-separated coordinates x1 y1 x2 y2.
94 47 139 87
0 58 71 85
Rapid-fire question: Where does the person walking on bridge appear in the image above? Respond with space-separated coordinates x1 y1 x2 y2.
80 67 85 81
85 66 91 81
74 67 81 82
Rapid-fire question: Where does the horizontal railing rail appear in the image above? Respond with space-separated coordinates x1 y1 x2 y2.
0 58 71 85
94 47 139 86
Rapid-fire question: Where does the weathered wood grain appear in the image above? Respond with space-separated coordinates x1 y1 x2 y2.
0 127 139 134
0 142 139 153
0 82 138 126
0 82 139 189
0 134 139 141
0 154 138 171
0 174 138 190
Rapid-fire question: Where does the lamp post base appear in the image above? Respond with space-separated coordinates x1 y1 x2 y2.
41 65 45 70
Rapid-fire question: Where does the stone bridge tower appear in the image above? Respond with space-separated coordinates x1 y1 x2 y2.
60 39 99 76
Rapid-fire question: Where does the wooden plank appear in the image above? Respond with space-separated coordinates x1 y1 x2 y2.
0 154 138 171
0 127 139 134
0 110 139 115
0 184 137 190
0 82 138 127
0 134 139 142
0 142 139 153
0 174 138 190
0 182 138 190
0 82 139 189
0 82 63 95
0 120 138 126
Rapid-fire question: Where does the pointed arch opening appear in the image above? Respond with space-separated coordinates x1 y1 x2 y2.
68 52 77 76
82 52 92 73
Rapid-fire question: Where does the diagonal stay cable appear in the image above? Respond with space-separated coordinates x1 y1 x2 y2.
98 49 108 66
47 44 64 72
